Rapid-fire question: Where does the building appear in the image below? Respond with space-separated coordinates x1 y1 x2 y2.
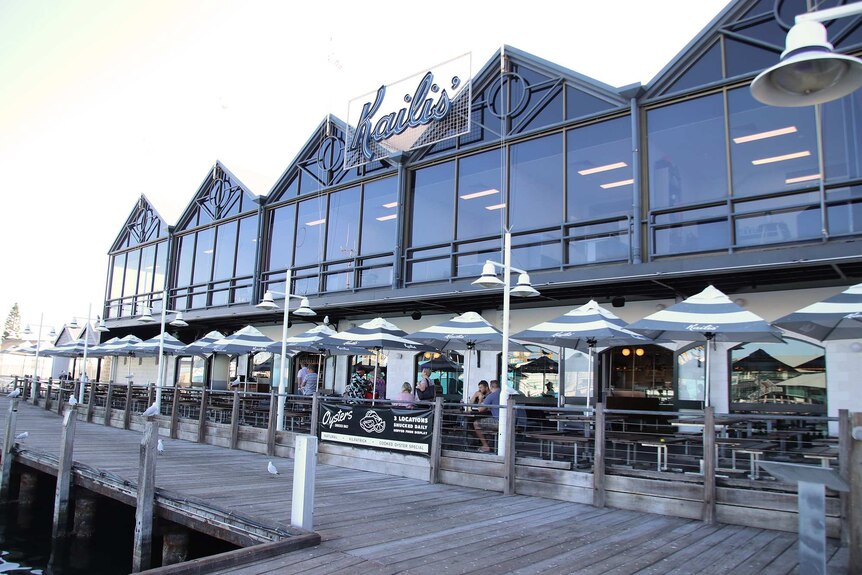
100 0 862 419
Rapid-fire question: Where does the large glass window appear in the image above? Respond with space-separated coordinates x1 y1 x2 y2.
648 94 727 209
728 87 819 198
326 186 360 261
124 250 140 298
110 254 125 300
153 242 167 292
268 204 296 271
137 245 156 295
567 117 632 222
510 134 563 231
360 177 398 255
822 89 862 183
192 228 214 284
295 197 326 267
212 221 238 281
457 149 503 241
235 215 258 278
410 162 455 247
730 339 826 410
176 234 194 287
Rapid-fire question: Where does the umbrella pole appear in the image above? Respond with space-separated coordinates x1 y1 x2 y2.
463 345 474 405
316 354 322 393
587 344 593 409
372 348 380 404
704 334 713 408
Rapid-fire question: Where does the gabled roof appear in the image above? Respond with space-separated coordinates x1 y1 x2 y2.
175 161 259 231
109 195 169 254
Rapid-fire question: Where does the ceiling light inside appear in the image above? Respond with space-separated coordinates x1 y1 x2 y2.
460 189 499 200
733 126 797 144
751 150 810 165
485 203 506 211
600 179 634 189
578 161 627 175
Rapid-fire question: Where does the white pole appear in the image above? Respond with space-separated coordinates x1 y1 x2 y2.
30 313 43 402
497 231 512 457
276 269 292 431
462 345 473 405
78 304 92 404
704 334 712 408
154 289 168 410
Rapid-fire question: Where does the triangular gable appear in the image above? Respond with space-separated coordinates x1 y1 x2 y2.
644 0 862 101
265 116 395 204
410 45 629 164
53 324 99 346
109 195 169 253
175 161 258 231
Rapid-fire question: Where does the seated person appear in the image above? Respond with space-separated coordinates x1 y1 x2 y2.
343 365 368 402
301 365 318 395
472 379 501 453
392 382 414 408
470 380 489 407
432 378 444 396
414 368 435 402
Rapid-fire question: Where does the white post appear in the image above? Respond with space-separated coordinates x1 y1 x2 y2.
497 231 512 458
276 269 292 431
291 434 317 531
31 313 43 402
78 304 92 404
154 289 168 410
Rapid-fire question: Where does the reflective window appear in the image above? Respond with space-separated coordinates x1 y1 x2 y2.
235 215 258 277
730 340 826 408
676 345 705 403
823 89 862 183
153 242 167 292
294 197 326 267
511 230 561 270
138 245 155 294
268 204 296 271
510 134 563 231
176 234 194 287
654 220 729 255
567 117 632 222
457 149 503 240
648 94 727 208
192 228 214 284
410 161 455 247
360 177 398 256
212 221 237 281
728 87 819 197
325 186 360 261
110 254 125 299
124 250 140 297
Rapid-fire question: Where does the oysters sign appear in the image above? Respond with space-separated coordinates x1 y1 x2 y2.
345 53 471 168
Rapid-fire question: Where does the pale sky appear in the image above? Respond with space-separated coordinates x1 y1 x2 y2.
0 0 731 336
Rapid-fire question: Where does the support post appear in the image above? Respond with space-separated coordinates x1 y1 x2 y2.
503 394 516 495
798 481 827 575
33 379 41 407
266 389 277 456
197 388 209 444
52 406 78 539
44 381 53 411
429 397 443 484
18 471 38 506
702 406 716 524
72 492 97 538
132 417 158 573
86 383 96 422
592 403 606 508
57 385 66 416
123 382 133 430
0 398 19 502
309 392 320 438
161 525 189 566
838 408 849 546
291 435 317 531
230 391 240 450
849 412 862 573
104 383 115 426
169 387 180 439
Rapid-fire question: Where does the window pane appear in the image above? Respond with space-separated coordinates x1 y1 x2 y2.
138 245 155 294
212 221 238 281
677 346 705 402
175 234 194 288
567 232 629 265
409 259 450 283
124 249 140 297
648 94 727 208
295 197 326 267
730 340 826 406
268 204 296 271
510 134 563 231
192 228 214 284
235 215 258 277
567 117 633 221
511 230 561 270
153 241 167 292
654 220 728 255
360 177 398 256
728 87 819 197
326 186 361 261
410 162 455 247
735 208 821 246
823 89 862 182
110 253 125 299
457 149 504 240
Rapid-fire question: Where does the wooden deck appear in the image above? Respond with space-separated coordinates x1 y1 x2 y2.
0 400 849 574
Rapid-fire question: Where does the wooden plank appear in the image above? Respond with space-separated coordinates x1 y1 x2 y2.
0 398 19 502
133 417 158 572
606 490 702 521
440 455 504 476
438 469 504 492
429 396 443 484
593 401 606 507
51 406 77 538
716 502 842 538
515 478 593 505
702 406 716 524
606 474 704 500
515 465 593 489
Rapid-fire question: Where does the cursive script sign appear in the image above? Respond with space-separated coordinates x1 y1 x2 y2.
686 324 719 331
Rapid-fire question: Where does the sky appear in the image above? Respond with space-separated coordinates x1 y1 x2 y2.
0 0 731 337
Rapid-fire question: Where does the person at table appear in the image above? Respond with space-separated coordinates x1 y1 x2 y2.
414 368 435 402
344 365 368 402
393 382 414 408
296 361 309 392
372 373 386 400
473 379 501 453
301 365 318 395
470 380 489 407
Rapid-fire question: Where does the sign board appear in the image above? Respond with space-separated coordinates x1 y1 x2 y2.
345 53 471 168
319 402 434 456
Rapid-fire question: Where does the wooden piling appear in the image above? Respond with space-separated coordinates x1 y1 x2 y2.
33 379 41 407
702 406 716 524
73 492 98 538
170 387 180 440
104 383 115 426
56 385 66 416
52 406 78 539
161 525 190 566
230 391 240 450
429 397 443 484
18 471 38 506
132 417 158 573
44 381 53 411
592 403 606 508
197 389 209 444
124 382 133 430
0 398 20 502
86 383 96 422
309 392 319 437
266 390 277 457
503 395 516 495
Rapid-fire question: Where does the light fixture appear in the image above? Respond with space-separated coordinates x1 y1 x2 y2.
411 311 422 320
95 317 110 333
485 203 506 211
137 307 156 323
509 273 539 298
169 312 188 328
255 291 278 311
635 348 645 357
294 297 315 317
578 161 627 176
785 173 821 184
376 214 397 222
600 179 634 189
850 341 862 353
69 318 79 329
751 4 862 107
612 296 626 308
472 262 505 288
23 325 31 336
460 188 499 200
732 126 797 144
751 150 810 165
622 348 631 356
48 328 56 338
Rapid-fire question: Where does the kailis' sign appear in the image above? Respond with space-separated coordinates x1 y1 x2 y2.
345 53 471 168
319 402 434 456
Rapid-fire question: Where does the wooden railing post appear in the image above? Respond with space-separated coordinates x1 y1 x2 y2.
169 387 180 439
44 381 53 411
0 398 20 503
266 390 277 456
33 379 41 407
124 382 134 430
51 405 78 539
429 397 443 484
104 383 115 426
504 395 516 495
839 409 850 546
230 391 240 450
702 406 716 524
197 388 209 444
56 384 66 416
86 383 96 422
593 402 606 508
310 392 320 438
22 377 30 403
132 417 158 573
848 411 862 573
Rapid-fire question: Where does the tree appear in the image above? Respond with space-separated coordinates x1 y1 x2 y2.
3 303 20 341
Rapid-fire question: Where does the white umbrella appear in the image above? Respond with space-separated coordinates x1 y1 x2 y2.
211 326 275 355
772 282 862 341
182 331 226 356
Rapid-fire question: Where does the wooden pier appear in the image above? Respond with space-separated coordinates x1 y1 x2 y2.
0 399 849 574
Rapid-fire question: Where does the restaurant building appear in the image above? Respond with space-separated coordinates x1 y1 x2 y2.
100 0 862 419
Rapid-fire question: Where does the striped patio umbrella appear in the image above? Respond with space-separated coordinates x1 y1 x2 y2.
134 333 187 357
406 311 527 402
264 324 339 355
211 326 275 355
512 300 653 406
86 337 121 357
627 285 782 406
772 283 862 341
182 331 226 356
321 317 435 399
